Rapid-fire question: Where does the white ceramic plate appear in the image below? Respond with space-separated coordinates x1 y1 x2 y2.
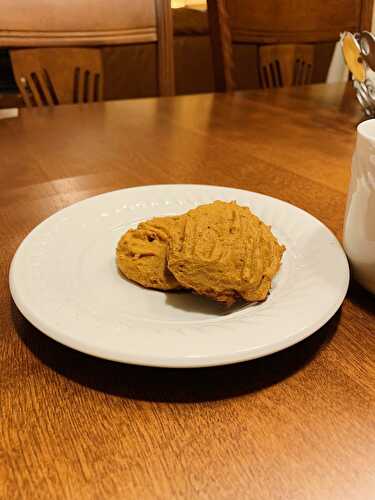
10 184 349 368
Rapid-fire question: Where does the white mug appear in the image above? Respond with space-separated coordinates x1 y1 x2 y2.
343 119 375 294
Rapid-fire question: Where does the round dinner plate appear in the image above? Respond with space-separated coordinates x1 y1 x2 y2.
10 184 349 368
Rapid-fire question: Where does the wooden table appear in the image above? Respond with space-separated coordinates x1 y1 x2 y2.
1 83 374 500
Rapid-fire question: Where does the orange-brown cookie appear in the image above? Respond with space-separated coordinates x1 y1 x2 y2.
116 216 181 290
167 201 285 305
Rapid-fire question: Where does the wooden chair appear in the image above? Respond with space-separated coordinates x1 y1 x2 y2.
1 0 174 107
259 44 314 88
207 0 374 92
10 48 103 106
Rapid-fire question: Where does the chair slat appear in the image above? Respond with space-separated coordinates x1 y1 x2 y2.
10 48 103 107
260 45 315 88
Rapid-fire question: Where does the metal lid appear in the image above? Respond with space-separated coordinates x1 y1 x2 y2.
360 31 375 71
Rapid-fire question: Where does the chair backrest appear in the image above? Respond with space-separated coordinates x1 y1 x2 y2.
259 44 314 88
10 48 103 107
1 0 174 102
207 0 374 91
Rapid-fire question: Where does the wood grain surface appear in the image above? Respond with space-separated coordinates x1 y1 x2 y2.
1 83 374 500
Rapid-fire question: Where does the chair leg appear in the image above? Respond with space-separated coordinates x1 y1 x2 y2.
155 0 175 96
207 0 236 92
